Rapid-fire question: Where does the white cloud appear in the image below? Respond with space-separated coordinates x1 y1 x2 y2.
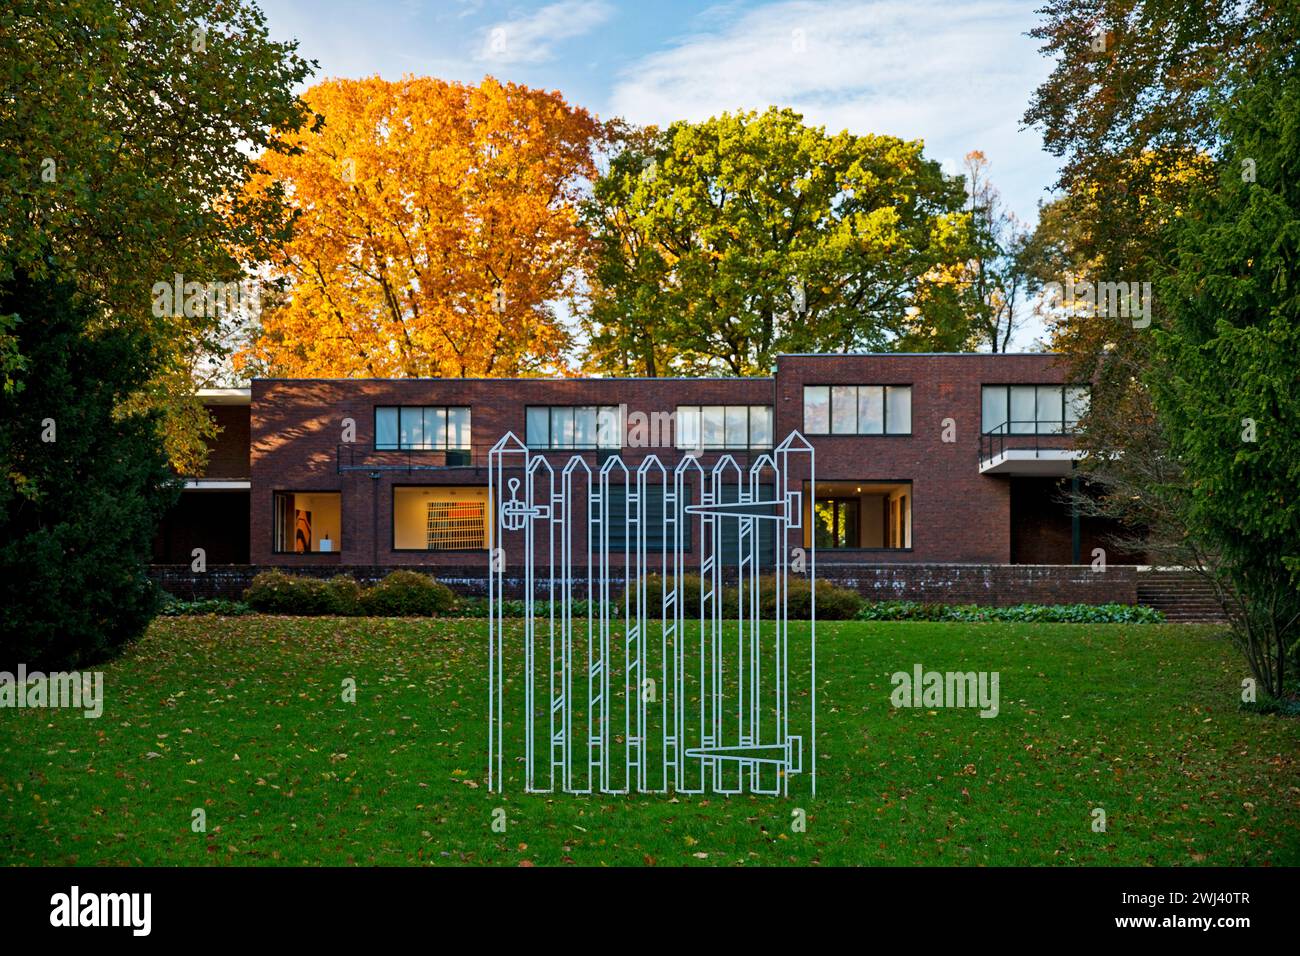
608 0 1056 221
478 1 614 64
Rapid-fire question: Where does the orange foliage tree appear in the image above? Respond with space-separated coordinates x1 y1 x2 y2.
242 76 603 377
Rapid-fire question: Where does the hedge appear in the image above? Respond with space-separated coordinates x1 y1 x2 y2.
853 600 1165 624
242 570 455 617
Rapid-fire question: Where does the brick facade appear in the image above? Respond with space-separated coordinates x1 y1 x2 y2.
203 404 250 479
250 376 773 569
155 353 1145 603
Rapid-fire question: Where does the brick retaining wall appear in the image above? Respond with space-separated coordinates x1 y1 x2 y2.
150 562 1137 606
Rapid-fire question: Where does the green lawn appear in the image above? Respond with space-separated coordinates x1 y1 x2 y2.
2 616 1297 866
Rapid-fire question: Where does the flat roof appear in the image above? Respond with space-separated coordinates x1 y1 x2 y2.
777 351 1058 358
251 376 774 383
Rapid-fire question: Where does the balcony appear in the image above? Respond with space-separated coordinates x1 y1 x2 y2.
978 422 1084 476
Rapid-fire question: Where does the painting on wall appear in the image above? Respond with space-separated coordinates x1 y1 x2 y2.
295 508 312 553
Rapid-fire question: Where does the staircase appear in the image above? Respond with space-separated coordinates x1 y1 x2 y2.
1136 570 1229 622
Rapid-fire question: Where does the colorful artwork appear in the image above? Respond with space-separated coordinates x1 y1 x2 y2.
294 508 312 553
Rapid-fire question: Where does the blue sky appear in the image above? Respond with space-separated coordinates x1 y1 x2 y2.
257 0 1061 347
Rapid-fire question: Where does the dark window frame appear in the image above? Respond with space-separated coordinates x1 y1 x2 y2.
980 384 1091 436
674 404 775 450
525 404 623 450
801 384 914 437
389 483 489 553
271 488 343 555
374 405 472 451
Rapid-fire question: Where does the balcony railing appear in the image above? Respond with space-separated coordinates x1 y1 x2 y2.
336 443 779 475
978 421 1077 466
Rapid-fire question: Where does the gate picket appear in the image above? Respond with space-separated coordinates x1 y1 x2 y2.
487 432 816 796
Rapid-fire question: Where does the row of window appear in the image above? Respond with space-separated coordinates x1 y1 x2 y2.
375 406 471 450
526 405 622 450
980 385 1089 435
803 385 913 435
272 481 909 555
371 385 1091 453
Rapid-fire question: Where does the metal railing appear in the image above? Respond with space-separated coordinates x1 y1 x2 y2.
978 421 1077 465
336 443 779 475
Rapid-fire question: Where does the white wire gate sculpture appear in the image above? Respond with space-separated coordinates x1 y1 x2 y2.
487 431 816 797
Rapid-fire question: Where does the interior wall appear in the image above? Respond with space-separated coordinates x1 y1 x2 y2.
293 492 341 552
393 486 490 550
860 494 885 547
804 481 911 549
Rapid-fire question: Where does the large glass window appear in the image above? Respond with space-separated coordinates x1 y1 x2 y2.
675 405 773 449
805 481 911 549
981 385 1091 434
1065 386 1090 430
803 387 829 434
375 406 471 450
858 386 884 434
804 385 911 435
393 486 488 551
1009 386 1036 434
273 491 341 554
526 406 621 449
814 498 860 548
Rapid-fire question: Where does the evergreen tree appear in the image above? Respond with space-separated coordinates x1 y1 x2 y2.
0 274 179 670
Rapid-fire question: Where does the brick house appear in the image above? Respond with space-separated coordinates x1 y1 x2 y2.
153 353 1148 604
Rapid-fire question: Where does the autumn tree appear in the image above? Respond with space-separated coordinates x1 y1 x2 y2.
580 108 970 376
1 0 315 472
242 76 604 378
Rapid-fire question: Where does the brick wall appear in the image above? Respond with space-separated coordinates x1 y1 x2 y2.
775 353 1077 564
150 562 1137 606
244 357 1113 570
250 377 774 568
203 404 250 479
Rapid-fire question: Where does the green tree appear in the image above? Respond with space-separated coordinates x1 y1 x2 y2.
0 0 315 473
1020 1 1297 578
0 273 180 670
580 109 970 376
1148 61 1300 699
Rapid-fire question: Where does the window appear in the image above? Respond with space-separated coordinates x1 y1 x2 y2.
675 405 773 449
981 385 1091 435
805 481 911 549
814 498 860 548
526 406 622 449
375 406 470 450
393 486 488 551
803 386 911 435
602 481 692 552
273 491 341 554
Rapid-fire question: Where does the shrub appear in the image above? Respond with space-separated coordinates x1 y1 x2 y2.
359 570 456 617
764 577 862 620
156 596 253 617
853 601 1165 624
322 575 364 616
635 574 708 616
244 570 335 615
630 574 859 620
